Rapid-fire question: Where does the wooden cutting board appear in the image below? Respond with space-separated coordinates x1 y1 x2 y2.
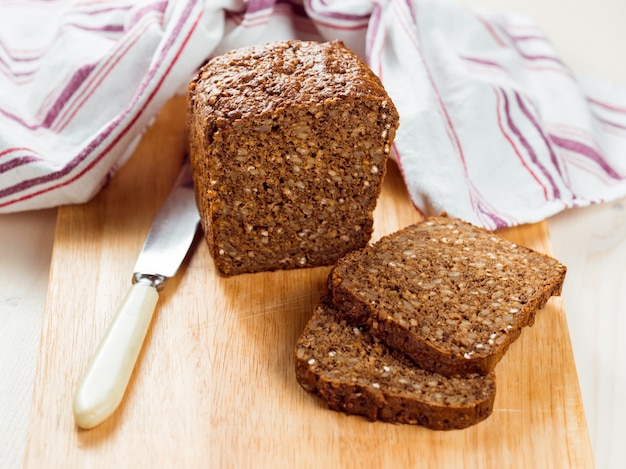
25 97 594 468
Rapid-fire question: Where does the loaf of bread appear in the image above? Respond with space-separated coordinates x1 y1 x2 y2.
187 40 399 275
295 297 496 429
329 216 567 376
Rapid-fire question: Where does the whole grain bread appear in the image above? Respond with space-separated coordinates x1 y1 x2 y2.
329 216 567 376
187 40 399 276
295 297 496 430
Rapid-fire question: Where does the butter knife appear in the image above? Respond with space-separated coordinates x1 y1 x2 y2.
72 164 200 429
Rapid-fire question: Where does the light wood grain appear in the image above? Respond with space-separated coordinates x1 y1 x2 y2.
0 208 56 468
549 198 626 468
25 97 593 468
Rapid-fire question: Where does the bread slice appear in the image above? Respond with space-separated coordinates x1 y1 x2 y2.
329 216 567 376
187 40 399 275
295 297 496 430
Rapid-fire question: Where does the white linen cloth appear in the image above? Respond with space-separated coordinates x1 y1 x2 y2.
1 0 626 228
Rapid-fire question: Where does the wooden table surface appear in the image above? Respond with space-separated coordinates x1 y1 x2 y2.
23 96 592 468
1 0 625 467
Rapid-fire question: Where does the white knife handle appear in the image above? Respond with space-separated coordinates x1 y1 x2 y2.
72 282 159 429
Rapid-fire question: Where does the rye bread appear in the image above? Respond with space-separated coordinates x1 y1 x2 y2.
328 216 567 377
295 297 496 430
187 40 399 276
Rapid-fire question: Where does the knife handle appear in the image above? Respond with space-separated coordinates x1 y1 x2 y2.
72 283 159 429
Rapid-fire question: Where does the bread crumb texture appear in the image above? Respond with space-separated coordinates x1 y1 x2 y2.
295 298 496 430
187 40 399 275
329 216 567 376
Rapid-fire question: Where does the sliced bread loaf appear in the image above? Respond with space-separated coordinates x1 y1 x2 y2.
295 297 496 429
187 40 399 275
329 216 567 376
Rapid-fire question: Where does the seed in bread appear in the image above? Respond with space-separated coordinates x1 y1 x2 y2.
187 40 399 276
329 216 567 376
295 297 496 429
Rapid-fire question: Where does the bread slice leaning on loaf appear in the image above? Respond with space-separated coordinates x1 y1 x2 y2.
329 216 567 377
295 297 496 430
187 39 399 276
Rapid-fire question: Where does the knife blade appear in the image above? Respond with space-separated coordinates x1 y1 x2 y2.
72 163 200 429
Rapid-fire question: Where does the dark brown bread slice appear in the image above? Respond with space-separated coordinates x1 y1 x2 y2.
187 39 399 275
295 297 496 430
329 216 567 376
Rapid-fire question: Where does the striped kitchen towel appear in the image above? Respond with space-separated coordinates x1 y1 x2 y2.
1 0 626 229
